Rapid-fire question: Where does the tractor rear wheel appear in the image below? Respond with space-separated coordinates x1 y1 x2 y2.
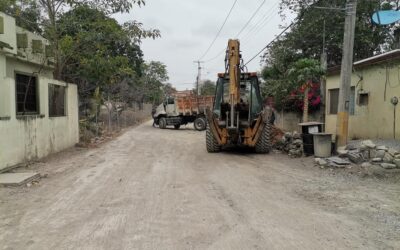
206 126 221 153
159 117 167 129
255 123 271 153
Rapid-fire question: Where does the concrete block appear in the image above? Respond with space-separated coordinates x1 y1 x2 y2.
371 149 385 159
328 156 350 165
361 140 376 149
383 153 394 163
345 144 357 150
0 173 40 187
388 148 399 157
380 163 397 169
376 145 388 151
337 149 348 157
315 158 328 166
348 152 363 164
372 158 383 163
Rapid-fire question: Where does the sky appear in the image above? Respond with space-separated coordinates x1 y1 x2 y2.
115 0 293 90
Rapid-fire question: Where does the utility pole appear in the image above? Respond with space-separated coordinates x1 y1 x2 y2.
320 20 327 125
194 61 204 95
336 0 357 147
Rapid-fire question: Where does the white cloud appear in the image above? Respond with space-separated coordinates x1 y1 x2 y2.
115 0 291 90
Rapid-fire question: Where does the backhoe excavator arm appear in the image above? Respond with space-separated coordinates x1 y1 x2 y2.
227 39 241 128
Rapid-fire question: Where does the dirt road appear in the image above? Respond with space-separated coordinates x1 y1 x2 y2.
1 121 399 250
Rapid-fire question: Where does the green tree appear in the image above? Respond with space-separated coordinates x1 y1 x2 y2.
141 61 169 103
200 80 216 96
0 0 42 34
36 0 159 79
287 59 325 122
265 0 390 70
162 83 177 97
262 0 392 113
57 6 139 98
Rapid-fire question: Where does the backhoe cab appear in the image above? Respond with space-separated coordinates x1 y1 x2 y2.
205 39 272 153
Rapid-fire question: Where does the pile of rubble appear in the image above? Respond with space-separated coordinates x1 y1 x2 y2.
315 140 400 169
275 131 303 158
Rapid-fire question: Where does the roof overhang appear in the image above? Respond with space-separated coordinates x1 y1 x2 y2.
327 49 400 76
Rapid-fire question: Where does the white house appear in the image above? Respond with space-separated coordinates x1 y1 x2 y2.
0 12 79 172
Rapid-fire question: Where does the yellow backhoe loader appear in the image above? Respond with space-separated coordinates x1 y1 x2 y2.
205 39 272 153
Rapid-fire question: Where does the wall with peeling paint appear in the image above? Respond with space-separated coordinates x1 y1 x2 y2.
326 60 400 140
0 56 79 170
0 12 79 171
0 61 79 170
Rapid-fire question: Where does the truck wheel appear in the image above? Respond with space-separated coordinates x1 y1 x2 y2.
174 124 181 129
206 126 221 153
255 123 271 153
194 117 206 131
159 117 167 129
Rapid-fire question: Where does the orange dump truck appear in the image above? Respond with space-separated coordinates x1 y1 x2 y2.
153 91 214 131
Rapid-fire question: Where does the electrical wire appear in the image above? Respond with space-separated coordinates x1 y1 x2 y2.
203 0 268 63
197 0 239 60
244 21 296 66
240 1 279 41
244 3 325 66
240 9 279 46
244 1 350 66
234 0 267 38
204 46 227 63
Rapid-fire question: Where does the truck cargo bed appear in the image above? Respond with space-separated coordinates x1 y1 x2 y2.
175 95 214 116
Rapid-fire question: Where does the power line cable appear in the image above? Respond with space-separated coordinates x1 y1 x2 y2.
244 21 296 66
198 0 239 60
234 0 266 38
240 7 279 46
203 0 267 63
204 46 228 63
240 1 279 40
243 1 329 66
245 2 341 64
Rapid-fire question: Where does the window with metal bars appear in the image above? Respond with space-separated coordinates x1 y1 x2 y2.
329 87 355 115
49 84 66 117
15 73 38 114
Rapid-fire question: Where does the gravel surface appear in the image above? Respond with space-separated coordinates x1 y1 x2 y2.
0 121 399 249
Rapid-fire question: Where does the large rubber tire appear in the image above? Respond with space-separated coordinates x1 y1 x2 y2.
174 124 181 129
206 126 221 153
194 117 206 131
255 123 272 153
159 117 167 129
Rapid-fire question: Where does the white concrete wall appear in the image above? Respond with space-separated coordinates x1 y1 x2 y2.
0 12 52 66
0 12 17 55
15 26 51 66
0 57 79 171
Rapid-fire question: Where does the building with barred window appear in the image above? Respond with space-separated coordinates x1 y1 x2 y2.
0 12 79 172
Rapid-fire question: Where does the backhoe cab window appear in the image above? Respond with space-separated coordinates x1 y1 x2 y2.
213 77 262 119
213 78 227 116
